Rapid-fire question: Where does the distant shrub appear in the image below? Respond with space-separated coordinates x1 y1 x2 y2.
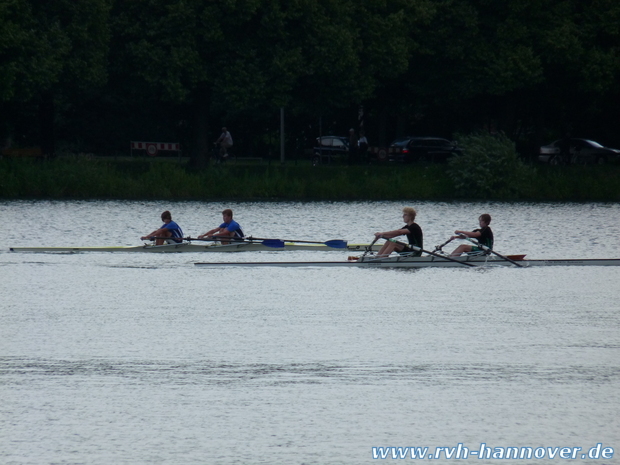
447 131 533 198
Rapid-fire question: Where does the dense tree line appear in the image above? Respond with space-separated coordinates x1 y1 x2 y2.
1 0 619 167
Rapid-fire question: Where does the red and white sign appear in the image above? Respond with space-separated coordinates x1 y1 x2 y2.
130 142 181 153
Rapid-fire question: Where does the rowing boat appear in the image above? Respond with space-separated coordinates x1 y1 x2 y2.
194 254 620 268
9 242 380 254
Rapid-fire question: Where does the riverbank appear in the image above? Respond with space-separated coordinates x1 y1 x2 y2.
1 157 619 201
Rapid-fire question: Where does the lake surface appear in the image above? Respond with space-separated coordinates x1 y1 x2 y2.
2 200 619 464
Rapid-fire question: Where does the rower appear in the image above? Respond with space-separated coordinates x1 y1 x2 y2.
373 207 423 257
197 209 244 245
449 213 493 256
140 211 184 245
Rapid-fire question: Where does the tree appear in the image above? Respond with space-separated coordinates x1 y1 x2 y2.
0 0 111 154
108 0 437 166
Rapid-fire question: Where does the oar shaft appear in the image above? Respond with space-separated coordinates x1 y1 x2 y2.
458 235 523 267
149 236 185 242
433 237 455 252
182 236 284 248
155 235 348 249
247 236 346 246
185 236 346 249
362 235 381 258
184 236 249 242
409 245 476 267
372 238 475 267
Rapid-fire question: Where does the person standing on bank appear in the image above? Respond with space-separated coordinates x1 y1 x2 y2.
198 209 244 244
374 207 423 257
140 211 184 245
215 127 233 159
449 213 494 256
358 131 369 163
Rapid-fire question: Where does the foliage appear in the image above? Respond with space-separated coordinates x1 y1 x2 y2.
1 0 620 161
0 158 454 200
0 0 111 101
1 157 619 201
447 131 534 198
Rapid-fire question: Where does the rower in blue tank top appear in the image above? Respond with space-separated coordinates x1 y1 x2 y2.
198 208 244 244
140 210 184 245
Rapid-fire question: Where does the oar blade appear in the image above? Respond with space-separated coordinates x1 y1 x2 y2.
324 240 347 249
261 239 286 248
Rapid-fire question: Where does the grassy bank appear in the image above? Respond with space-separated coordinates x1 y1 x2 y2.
1 157 619 201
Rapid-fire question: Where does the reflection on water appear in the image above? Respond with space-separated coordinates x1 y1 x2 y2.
3 358 618 386
2 200 620 464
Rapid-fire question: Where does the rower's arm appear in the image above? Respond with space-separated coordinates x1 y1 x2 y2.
141 227 165 240
198 227 222 239
375 228 409 239
454 230 480 239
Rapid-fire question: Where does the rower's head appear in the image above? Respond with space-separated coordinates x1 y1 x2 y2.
161 211 172 222
402 207 417 222
479 213 491 227
222 208 233 221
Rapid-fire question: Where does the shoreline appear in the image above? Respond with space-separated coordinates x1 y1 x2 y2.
1 157 619 202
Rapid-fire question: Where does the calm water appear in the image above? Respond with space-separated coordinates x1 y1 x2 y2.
2 200 620 464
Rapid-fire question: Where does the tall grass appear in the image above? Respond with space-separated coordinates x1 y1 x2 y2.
1 156 618 201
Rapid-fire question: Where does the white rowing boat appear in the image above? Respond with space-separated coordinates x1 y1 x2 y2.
194 254 620 268
9 242 380 254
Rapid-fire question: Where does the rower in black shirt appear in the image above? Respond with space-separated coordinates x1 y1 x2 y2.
374 207 423 257
449 213 494 256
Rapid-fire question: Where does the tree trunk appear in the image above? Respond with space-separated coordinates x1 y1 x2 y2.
189 86 210 169
378 104 388 147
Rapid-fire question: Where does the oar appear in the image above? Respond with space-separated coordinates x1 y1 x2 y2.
183 236 285 248
367 237 475 267
433 237 455 253
146 236 187 243
456 234 523 267
246 236 348 249
402 241 476 267
183 235 241 242
361 235 381 259
182 236 251 243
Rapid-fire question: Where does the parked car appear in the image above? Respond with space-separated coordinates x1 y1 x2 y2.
368 137 462 163
368 136 415 162
312 136 350 166
538 139 620 165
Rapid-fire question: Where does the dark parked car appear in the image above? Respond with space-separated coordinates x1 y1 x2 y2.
387 137 462 163
538 139 620 165
312 136 350 166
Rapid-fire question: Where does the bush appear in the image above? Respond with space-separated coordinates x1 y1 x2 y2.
447 132 533 198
